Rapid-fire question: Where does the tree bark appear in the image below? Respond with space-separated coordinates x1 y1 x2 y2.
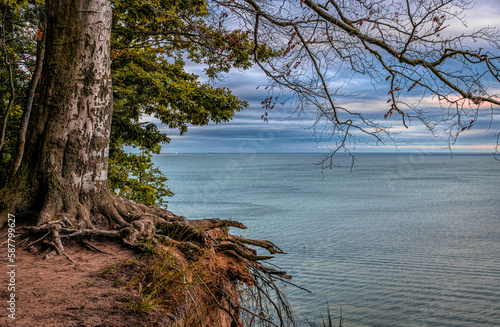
2 0 114 227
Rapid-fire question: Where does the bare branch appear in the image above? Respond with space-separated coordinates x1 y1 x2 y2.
215 0 500 159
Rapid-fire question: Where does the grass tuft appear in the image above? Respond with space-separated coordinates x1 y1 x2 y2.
305 303 344 327
129 284 164 314
85 279 97 287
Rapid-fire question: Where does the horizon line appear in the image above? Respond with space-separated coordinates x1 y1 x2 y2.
147 151 497 155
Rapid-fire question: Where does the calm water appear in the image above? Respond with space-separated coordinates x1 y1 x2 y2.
153 153 500 326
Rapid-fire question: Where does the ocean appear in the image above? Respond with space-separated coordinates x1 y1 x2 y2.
152 153 500 326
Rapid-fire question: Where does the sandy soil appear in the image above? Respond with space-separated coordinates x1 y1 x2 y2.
0 228 172 327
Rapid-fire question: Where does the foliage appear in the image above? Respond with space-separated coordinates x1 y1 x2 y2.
111 0 257 78
0 105 21 184
108 147 173 207
105 0 257 207
110 47 247 144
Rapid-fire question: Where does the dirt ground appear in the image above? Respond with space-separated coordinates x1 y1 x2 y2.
0 227 173 327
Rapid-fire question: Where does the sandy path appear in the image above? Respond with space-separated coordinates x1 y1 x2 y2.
0 234 170 327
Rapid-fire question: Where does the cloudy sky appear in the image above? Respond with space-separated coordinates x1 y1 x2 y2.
160 0 500 155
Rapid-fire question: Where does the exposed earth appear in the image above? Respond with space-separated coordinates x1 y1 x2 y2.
0 228 172 327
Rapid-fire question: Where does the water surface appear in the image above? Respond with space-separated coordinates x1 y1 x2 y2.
154 153 500 326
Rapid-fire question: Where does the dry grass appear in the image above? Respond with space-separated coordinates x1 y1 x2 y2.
102 243 252 326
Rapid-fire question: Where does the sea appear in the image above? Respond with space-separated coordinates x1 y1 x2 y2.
152 153 500 326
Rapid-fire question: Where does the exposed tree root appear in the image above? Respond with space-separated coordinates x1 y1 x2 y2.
214 243 274 261
240 263 304 326
22 224 76 263
24 231 50 248
20 192 284 265
81 239 112 254
6 190 298 326
229 235 285 255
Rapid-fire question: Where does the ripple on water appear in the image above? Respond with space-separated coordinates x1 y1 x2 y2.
159 154 500 326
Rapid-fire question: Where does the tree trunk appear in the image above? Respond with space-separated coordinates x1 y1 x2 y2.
10 13 47 176
2 0 116 227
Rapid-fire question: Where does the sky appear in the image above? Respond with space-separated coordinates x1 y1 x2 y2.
156 0 500 155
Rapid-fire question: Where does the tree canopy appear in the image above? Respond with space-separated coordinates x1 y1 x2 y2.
108 0 257 205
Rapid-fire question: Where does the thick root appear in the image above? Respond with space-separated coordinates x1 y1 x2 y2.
19 193 276 265
20 194 287 273
9 191 297 326
214 243 274 261
189 218 247 230
23 224 75 263
229 235 285 255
